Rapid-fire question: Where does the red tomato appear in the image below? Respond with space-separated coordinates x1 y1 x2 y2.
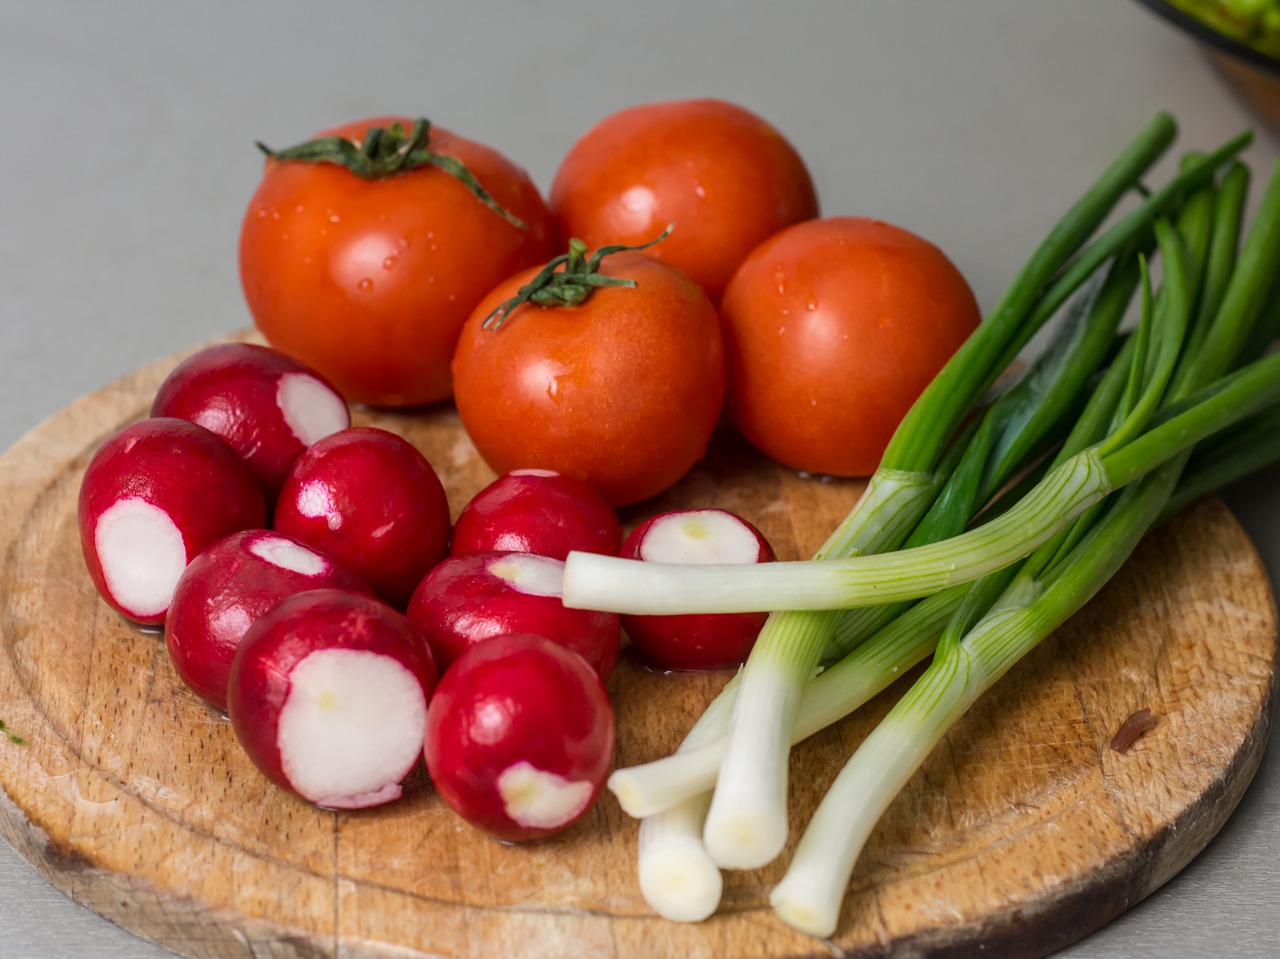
239 116 557 407
720 216 981 477
451 251 725 507
548 98 819 302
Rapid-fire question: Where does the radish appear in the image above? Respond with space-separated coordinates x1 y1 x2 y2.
151 342 350 500
78 418 266 626
272 427 451 606
165 529 371 714
424 633 614 842
406 551 620 679
619 509 776 670
449 468 622 561
227 588 436 809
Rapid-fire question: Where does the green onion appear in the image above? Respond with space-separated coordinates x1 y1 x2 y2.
767 157 1280 935
567 118 1261 870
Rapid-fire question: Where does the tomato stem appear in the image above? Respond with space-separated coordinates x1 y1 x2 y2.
256 118 526 229
482 227 673 330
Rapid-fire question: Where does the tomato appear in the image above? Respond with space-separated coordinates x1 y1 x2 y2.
239 116 557 407
719 216 981 477
548 98 819 303
451 250 725 507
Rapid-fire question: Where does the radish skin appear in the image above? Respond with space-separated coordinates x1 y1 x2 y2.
424 633 614 842
152 342 349 499
406 551 620 678
78 418 266 625
620 509 775 670
450 468 621 560
273 427 451 605
227 589 436 809
165 529 370 713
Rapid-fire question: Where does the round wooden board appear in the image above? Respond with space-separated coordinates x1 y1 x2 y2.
0 336 1276 959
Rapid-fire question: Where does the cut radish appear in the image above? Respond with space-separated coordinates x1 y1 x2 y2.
226 589 436 809
151 342 350 500
78 418 266 625
619 509 776 670
424 633 614 842
272 427 451 606
449 469 622 561
165 529 371 713
406 551 620 678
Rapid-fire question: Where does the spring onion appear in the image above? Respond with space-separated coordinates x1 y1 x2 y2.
768 156 1280 935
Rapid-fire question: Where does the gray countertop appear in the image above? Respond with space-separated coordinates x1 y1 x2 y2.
1 1 1277 956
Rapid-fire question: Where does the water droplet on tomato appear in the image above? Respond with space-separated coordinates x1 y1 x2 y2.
693 180 706 200
806 300 818 312
295 204 305 214
358 278 374 292
382 256 397 270
255 207 268 219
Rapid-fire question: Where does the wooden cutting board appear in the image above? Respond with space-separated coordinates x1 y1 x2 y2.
0 335 1275 959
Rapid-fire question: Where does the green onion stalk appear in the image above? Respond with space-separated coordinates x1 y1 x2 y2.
564 348 1280 619
767 157 1280 935
586 113 1223 871
601 123 1269 916
572 117 1263 872
622 189 1196 915
574 132 1269 917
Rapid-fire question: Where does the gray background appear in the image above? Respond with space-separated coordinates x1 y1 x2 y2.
1 1 1277 956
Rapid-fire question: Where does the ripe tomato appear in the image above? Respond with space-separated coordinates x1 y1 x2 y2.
451 250 725 507
548 98 819 302
239 116 557 407
720 216 981 477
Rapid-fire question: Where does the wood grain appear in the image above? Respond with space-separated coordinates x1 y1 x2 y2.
0 336 1275 959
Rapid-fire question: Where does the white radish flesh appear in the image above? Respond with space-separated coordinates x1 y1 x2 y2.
227 589 437 809
618 509 776 670
78 417 266 625
151 342 350 499
423 633 614 842
406 551 620 677
165 529 370 713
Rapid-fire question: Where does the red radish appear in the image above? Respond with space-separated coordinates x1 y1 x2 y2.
165 529 371 713
424 633 614 842
619 508 776 670
151 342 350 500
449 468 622 561
78 418 266 626
272 427 451 606
227 588 436 809
406 551 620 679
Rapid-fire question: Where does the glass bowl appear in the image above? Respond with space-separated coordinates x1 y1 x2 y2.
1135 0 1280 134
